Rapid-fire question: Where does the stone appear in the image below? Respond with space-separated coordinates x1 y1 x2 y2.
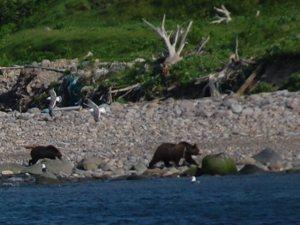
239 164 267 175
222 98 243 114
182 165 200 176
24 159 74 177
27 107 41 114
0 163 26 174
231 103 243 114
1 170 14 175
130 163 147 175
143 168 165 177
94 68 109 78
77 157 104 171
41 59 51 67
286 98 300 113
252 148 283 168
163 167 181 177
201 153 237 175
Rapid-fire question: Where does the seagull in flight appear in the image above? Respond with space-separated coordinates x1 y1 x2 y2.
47 88 62 109
86 98 106 122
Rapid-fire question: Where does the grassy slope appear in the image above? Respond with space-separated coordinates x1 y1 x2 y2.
0 0 299 90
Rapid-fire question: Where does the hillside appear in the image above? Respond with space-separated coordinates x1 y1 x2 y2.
0 0 299 100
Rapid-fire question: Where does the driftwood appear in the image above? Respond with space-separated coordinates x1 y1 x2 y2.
110 83 141 94
237 64 264 96
0 65 66 73
53 106 82 111
186 36 210 56
194 36 210 55
107 83 141 99
198 37 256 97
143 15 193 66
211 5 232 24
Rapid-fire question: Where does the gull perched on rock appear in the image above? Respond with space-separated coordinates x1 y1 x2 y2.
86 98 106 122
47 88 62 109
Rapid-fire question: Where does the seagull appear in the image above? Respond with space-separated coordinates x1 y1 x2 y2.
85 98 106 122
191 176 197 183
42 164 47 173
47 88 62 109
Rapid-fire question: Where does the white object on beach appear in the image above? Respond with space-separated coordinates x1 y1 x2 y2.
86 99 107 122
47 88 62 109
42 163 47 173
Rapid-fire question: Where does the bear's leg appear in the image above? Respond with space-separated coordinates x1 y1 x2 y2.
148 158 158 169
29 158 38 165
173 158 181 167
185 155 198 166
163 160 171 168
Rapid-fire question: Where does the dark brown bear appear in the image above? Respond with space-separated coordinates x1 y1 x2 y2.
148 142 200 168
25 145 62 165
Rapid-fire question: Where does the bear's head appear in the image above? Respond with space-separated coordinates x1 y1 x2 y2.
187 143 200 155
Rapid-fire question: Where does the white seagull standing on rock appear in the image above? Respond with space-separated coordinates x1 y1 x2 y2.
47 88 62 109
86 98 107 122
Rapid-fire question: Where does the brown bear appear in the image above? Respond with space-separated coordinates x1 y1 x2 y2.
25 145 62 165
148 142 200 168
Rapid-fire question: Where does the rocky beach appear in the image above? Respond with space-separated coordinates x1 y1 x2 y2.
0 87 299 184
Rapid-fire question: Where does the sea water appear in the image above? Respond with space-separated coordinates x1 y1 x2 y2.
0 173 299 225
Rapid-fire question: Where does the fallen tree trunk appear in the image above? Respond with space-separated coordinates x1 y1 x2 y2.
237 64 264 96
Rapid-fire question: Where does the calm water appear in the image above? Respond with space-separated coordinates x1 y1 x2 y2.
0 173 299 225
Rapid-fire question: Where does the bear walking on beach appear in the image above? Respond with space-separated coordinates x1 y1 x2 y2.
148 142 200 168
25 145 62 165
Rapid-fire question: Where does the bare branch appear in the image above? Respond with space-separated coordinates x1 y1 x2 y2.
143 15 193 66
235 36 239 61
53 106 82 111
195 36 210 55
177 21 193 55
0 65 66 73
211 5 232 24
110 83 141 94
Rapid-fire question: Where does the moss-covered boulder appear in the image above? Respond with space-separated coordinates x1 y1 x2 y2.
182 165 200 177
201 153 237 175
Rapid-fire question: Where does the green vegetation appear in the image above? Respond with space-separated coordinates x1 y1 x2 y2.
0 0 299 94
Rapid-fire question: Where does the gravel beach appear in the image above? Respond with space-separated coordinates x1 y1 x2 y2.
0 90 299 172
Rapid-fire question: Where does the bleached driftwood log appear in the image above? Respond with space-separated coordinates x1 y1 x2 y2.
211 5 232 24
109 83 141 99
53 106 82 111
143 15 193 67
0 65 66 73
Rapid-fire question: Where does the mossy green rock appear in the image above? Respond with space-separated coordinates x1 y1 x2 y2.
183 165 200 176
201 153 237 175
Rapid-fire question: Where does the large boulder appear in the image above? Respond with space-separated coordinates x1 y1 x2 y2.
0 163 26 175
130 163 147 175
182 165 200 177
24 158 74 178
239 164 267 175
252 148 283 171
77 157 104 171
201 153 237 175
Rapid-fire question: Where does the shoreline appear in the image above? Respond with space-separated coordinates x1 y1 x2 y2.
0 90 299 184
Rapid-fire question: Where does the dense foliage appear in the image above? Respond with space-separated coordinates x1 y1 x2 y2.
0 0 299 94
